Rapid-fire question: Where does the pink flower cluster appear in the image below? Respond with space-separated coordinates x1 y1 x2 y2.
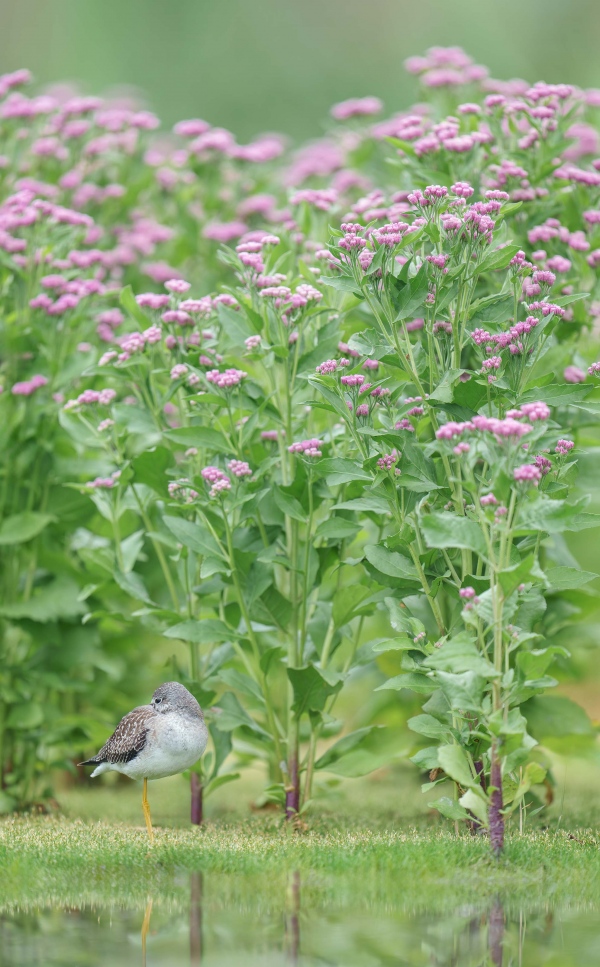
555 439 574 455
64 388 116 409
290 188 338 211
513 464 542 485
168 479 199 503
227 459 252 477
206 368 247 389
11 374 48 396
377 450 400 470
288 438 323 458
331 96 383 121
201 465 232 498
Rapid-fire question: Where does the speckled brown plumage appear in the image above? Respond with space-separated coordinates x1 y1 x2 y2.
81 706 154 766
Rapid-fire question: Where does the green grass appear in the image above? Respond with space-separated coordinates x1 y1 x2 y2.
3 760 600 915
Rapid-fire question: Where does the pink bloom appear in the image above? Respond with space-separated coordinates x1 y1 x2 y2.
514 464 542 484
555 439 575 455
206 368 247 389
331 96 383 120
288 438 323 458
520 401 550 421
165 279 191 293
228 459 252 477
564 365 586 383
377 450 400 470
170 364 188 380
316 359 338 374
11 374 48 396
203 220 247 243
162 310 192 326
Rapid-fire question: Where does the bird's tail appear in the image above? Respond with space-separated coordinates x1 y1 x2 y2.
78 756 103 767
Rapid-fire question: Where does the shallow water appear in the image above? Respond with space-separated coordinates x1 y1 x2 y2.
2 871 600 967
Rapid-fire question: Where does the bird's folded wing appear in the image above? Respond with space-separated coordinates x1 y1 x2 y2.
94 705 155 764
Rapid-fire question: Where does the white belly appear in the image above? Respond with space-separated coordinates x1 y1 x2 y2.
118 716 208 781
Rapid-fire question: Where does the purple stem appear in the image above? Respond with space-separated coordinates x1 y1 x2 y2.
190 772 203 826
285 755 300 819
489 744 504 857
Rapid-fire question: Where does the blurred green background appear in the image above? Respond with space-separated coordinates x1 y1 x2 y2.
1 0 600 140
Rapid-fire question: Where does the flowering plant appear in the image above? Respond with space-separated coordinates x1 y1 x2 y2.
1 52 600 853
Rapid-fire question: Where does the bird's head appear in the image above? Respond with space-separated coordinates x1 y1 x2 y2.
151 681 203 718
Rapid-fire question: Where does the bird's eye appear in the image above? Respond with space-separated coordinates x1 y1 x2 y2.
155 697 162 704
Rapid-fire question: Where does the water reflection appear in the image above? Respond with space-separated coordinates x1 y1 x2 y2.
1 873 599 966
141 898 152 967
284 871 300 966
189 872 202 967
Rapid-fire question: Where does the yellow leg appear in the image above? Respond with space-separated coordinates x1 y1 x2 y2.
142 777 154 844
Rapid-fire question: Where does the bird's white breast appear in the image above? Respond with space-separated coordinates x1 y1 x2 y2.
118 714 208 781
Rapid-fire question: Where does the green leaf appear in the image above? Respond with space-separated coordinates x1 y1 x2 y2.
207 722 232 780
498 553 546 597
363 544 418 580
212 692 270 738
333 496 390 514
163 515 225 559
468 293 514 324
428 796 470 821
420 512 487 558
164 619 238 643
408 714 450 740
545 566 598 591
113 569 153 605
394 264 429 320
6 702 44 729
523 695 594 739
515 498 598 535
203 773 240 798
216 668 265 706
131 447 174 496
519 384 590 406
318 458 372 485
164 426 232 454
0 577 85 622
459 789 488 826
272 485 306 522
0 512 54 546
251 587 293 631
516 646 567 682
436 671 485 713
423 635 496 677
120 284 151 328
332 586 376 627
376 672 434 694
217 302 254 343
411 746 440 770
437 744 475 788
473 243 520 276
314 725 408 777
314 517 361 541
319 275 361 295
287 664 342 716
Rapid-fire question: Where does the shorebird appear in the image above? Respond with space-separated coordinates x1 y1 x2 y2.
80 681 208 842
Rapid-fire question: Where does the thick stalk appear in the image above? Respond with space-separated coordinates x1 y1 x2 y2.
489 743 504 857
190 770 203 826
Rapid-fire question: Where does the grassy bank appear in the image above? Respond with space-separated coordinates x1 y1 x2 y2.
2 816 600 914
3 762 600 915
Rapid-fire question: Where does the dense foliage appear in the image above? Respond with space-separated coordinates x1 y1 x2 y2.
2 49 600 851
